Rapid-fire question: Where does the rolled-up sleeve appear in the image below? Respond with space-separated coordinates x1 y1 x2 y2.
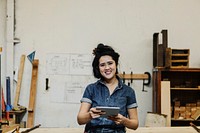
127 88 138 109
80 85 93 104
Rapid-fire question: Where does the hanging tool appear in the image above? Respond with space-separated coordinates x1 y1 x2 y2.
122 72 125 83
6 77 12 109
127 71 133 86
130 71 133 84
6 77 12 121
45 78 49 90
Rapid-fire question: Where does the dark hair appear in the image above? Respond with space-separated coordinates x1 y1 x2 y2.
92 43 120 79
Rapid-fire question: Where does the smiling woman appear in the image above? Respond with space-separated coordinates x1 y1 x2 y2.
77 43 139 133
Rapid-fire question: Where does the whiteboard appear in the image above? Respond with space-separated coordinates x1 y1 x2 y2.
50 75 94 103
46 53 93 75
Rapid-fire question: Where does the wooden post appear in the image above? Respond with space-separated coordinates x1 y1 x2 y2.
161 81 171 126
153 33 159 67
27 59 39 128
161 30 168 67
14 55 26 108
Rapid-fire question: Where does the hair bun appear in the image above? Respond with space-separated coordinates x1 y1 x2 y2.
93 43 104 56
93 43 115 56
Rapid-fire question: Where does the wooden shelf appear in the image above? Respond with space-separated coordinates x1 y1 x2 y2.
153 68 200 126
165 48 190 68
171 88 200 90
172 53 189 56
171 118 199 121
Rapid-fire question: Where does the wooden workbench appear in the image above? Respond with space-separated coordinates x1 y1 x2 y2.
7 127 198 133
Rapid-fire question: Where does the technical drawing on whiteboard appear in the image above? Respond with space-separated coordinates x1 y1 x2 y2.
46 53 92 75
50 76 94 103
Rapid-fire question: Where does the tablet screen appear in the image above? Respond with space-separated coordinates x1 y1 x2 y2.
96 106 120 117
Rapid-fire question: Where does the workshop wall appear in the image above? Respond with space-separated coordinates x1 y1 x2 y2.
0 0 6 83
1 0 200 128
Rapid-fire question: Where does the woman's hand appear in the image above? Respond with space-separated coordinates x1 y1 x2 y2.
89 107 105 119
108 114 125 125
108 108 139 130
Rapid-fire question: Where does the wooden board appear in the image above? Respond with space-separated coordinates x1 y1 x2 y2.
27 59 39 128
2 124 19 133
161 30 168 67
14 55 26 107
118 73 148 80
161 81 171 126
157 44 164 67
153 33 159 67
191 109 200 120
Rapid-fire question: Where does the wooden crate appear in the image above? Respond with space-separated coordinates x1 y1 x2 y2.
165 48 190 68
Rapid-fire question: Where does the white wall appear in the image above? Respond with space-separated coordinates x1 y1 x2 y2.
0 0 6 90
1 0 200 128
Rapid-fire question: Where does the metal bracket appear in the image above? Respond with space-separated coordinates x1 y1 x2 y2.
142 72 151 92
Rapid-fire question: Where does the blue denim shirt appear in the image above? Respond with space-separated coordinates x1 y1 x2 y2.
80 76 138 130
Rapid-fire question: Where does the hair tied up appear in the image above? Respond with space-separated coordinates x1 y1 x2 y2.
92 43 105 56
92 48 97 56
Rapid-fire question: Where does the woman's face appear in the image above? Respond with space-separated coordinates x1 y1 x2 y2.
99 55 117 80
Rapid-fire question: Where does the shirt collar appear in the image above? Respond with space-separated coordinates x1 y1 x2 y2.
97 75 123 89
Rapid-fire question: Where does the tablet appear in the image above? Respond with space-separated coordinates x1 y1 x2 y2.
96 106 120 117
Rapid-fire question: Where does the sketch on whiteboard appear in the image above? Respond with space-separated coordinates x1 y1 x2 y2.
70 54 93 75
46 53 93 75
64 82 83 103
46 54 70 75
50 76 94 103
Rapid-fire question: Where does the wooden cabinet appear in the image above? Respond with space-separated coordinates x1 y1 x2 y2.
153 68 200 126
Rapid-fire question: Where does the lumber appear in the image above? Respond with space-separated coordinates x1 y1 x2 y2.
118 73 148 80
14 55 26 108
161 81 171 126
27 59 39 128
191 109 200 120
2 124 19 133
